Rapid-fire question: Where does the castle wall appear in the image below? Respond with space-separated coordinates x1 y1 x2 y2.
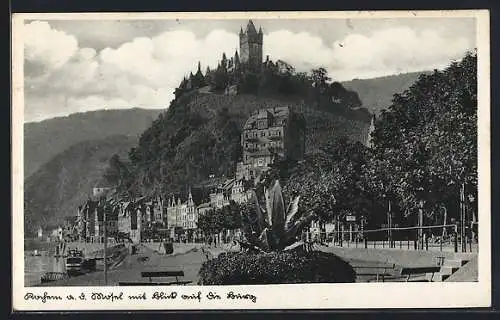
240 35 250 64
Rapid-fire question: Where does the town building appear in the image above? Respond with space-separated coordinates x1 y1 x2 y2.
230 179 252 204
76 197 121 243
238 106 306 181
197 202 211 216
144 196 165 225
166 189 198 241
209 179 233 209
92 186 114 198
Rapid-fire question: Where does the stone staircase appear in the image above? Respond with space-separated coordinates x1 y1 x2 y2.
425 258 469 282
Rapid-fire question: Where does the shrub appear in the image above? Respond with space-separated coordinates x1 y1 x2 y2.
198 250 356 285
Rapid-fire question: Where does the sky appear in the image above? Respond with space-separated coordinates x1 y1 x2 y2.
22 17 476 122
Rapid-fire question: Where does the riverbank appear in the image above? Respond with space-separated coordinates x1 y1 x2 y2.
27 242 127 287
38 243 215 286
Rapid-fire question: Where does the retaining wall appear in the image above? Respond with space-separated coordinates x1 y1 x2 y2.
323 246 477 267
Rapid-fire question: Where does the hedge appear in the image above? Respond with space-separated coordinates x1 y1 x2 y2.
198 250 356 285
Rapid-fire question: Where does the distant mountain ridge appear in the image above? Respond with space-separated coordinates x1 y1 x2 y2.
24 108 163 178
342 71 429 116
24 135 138 235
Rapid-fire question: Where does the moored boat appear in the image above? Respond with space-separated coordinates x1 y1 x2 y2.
65 249 85 275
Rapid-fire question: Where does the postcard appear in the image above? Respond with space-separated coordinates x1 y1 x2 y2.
12 10 490 310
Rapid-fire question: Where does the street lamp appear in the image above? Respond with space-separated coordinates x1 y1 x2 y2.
103 200 108 285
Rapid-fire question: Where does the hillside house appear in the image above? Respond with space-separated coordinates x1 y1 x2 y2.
238 106 305 180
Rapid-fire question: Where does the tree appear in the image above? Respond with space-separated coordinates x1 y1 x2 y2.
213 66 229 91
309 67 331 92
197 208 224 242
370 51 478 233
103 154 133 191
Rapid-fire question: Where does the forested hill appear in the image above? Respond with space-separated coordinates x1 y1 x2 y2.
24 135 137 235
342 71 430 116
118 91 371 197
24 108 163 178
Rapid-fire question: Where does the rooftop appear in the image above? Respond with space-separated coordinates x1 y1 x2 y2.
244 107 290 130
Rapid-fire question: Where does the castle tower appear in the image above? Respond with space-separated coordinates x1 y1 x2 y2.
239 20 263 72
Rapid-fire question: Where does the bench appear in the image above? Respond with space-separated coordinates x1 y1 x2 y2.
118 271 191 286
353 264 396 282
399 267 441 282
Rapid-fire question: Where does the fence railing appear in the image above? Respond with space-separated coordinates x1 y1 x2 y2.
303 224 478 253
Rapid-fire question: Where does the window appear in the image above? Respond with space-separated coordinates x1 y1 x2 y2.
261 131 265 137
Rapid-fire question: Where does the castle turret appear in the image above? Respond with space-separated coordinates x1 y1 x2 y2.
234 50 240 66
193 61 205 88
221 52 228 69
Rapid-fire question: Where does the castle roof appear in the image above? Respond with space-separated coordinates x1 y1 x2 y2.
243 107 290 130
245 20 258 35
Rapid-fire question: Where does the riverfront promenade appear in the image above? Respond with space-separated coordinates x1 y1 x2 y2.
42 243 229 286
36 241 477 286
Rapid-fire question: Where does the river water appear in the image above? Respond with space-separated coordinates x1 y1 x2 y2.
24 253 66 287
23 239 120 286
24 239 65 286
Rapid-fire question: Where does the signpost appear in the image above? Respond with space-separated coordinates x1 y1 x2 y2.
346 215 356 222
345 216 356 244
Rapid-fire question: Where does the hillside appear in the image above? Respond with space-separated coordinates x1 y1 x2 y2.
24 135 137 236
24 108 163 178
125 91 371 196
342 71 430 116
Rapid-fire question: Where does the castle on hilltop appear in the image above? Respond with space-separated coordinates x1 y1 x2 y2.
176 20 270 97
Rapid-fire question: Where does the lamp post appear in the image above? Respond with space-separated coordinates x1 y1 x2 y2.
460 182 466 253
103 201 108 285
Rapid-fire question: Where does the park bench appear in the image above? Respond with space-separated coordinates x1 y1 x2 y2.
398 266 441 282
352 263 396 282
118 271 191 286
